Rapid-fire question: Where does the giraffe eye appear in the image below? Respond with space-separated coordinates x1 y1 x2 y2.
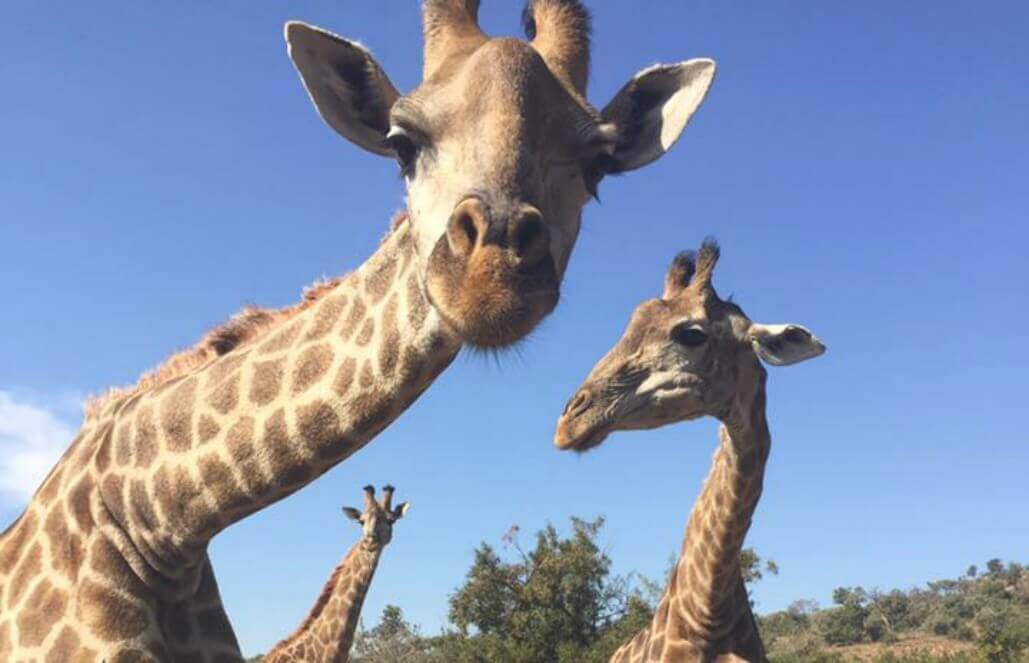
384 128 420 177
671 323 708 348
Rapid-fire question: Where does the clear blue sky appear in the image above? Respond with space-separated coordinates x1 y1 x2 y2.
1 2 1027 657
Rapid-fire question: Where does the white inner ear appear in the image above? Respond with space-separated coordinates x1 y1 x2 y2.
285 21 399 156
750 323 826 367
659 60 717 150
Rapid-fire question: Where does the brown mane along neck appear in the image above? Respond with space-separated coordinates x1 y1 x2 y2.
62 212 459 595
84 214 412 423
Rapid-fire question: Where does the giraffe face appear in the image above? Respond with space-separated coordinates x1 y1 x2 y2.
342 486 409 551
555 241 825 451
286 2 717 348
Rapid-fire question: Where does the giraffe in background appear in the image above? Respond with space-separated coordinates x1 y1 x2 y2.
0 1 718 659
264 485 408 663
555 240 825 662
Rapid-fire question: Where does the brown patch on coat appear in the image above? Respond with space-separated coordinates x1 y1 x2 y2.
340 297 367 344
16 580 65 647
113 426 136 469
292 344 334 395
296 401 342 452
161 376 198 452
379 294 400 378
46 507 84 579
399 349 427 385
333 357 358 397
356 317 376 347
153 466 201 536
262 410 311 489
364 252 398 304
68 477 94 534
226 416 265 494
198 455 246 514
206 353 247 387
78 578 149 641
129 479 158 532
304 293 348 342
101 474 127 525
349 390 396 438
113 422 132 467
0 621 11 658
135 405 159 466
198 414 221 444
258 319 305 356
251 358 286 405
206 371 241 415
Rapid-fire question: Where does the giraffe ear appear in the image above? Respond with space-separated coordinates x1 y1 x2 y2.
601 59 716 173
749 323 826 366
285 22 400 156
342 506 363 522
392 502 411 520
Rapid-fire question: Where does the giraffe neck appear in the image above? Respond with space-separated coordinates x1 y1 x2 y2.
90 220 462 599
266 541 383 663
674 366 770 644
614 367 770 662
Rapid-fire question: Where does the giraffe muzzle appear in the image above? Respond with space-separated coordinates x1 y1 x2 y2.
426 197 560 349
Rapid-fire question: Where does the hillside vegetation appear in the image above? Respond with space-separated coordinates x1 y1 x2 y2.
249 519 1027 662
760 559 1029 663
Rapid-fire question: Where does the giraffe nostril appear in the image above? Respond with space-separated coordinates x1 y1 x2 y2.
458 213 477 247
447 198 489 258
509 207 549 267
564 389 591 417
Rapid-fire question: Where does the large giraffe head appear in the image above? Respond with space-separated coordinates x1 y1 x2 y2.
286 0 716 348
555 240 826 451
342 485 409 551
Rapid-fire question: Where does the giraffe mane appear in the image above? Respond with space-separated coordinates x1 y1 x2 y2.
84 212 409 422
270 550 353 651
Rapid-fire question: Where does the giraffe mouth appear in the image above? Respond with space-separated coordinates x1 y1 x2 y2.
554 411 614 452
426 241 561 349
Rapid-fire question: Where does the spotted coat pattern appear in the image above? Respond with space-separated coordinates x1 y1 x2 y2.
610 380 771 663
263 488 404 663
0 222 461 661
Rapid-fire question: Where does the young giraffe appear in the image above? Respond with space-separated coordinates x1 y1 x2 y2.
555 241 826 662
0 2 718 660
263 485 409 663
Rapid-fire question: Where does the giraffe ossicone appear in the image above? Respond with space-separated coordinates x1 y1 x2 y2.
0 2 718 660
556 240 825 662
263 485 408 663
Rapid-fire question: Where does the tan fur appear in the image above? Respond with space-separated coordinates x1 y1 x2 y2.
557 243 824 662
85 215 410 422
264 486 407 663
1 1 718 657
524 0 591 93
422 0 487 81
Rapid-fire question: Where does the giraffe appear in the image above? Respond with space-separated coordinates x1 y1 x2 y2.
263 485 408 663
0 2 718 660
554 240 826 662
